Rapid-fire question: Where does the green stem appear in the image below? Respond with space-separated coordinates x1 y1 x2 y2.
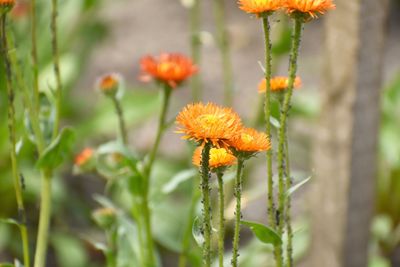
200 142 212 267
30 0 39 112
142 85 172 266
232 158 244 267
213 0 234 106
217 171 225 267
189 0 202 101
111 97 128 145
262 17 283 266
34 170 52 267
178 183 201 267
277 19 303 266
51 0 62 139
1 14 31 267
130 204 146 266
284 133 293 267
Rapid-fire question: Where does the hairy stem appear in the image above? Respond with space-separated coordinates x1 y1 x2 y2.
277 18 303 267
51 0 62 139
232 158 244 267
112 97 128 145
142 85 172 266
1 14 31 267
200 142 212 267
217 171 225 267
213 0 234 106
30 0 39 112
189 0 202 101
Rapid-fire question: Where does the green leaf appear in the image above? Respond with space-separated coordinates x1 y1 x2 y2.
241 220 282 245
0 263 14 267
162 169 197 194
0 218 20 227
270 116 281 129
192 217 204 247
286 176 312 197
37 127 76 169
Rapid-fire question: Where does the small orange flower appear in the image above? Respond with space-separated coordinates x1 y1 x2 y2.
228 128 271 153
258 76 302 93
238 0 284 16
0 0 15 11
284 0 335 20
140 53 197 88
75 148 94 166
176 103 243 148
193 147 237 170
97 73 122 96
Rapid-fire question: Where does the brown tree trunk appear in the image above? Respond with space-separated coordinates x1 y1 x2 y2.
308 0 389 266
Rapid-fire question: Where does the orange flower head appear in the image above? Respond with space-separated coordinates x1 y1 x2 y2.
228 128 271 154
176 102 243 148
97 73 122 97
284 0 335 20
258 76 302 93
193 147 237 170
0 0 15 11
238 0 284 16
74 148 94 167
140 53 197 88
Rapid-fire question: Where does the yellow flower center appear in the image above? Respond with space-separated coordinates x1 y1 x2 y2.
198 114 220 126
241 133 254 144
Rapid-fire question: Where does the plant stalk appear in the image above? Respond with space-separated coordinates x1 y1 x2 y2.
200 142 212 267
277 18 303 267
30 0 39 112
1 14 31 267
231 158 244 267
112 97 128 145
189 0 202 101
51 0 62 139
142 85 172 266
217 171 225 267
213 0 234 106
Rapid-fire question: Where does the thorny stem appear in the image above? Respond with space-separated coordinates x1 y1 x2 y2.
189 0 202 101
142 85 172 266
111 97 128 145
277 19 303 267
217 171 225 267
262 17 283 267
231 158 244 267
51 0 62 139
284 132 293 267
1 14 31 267
178 182 201 267
213 0 234 107
200 142 212 267
30 0 39 112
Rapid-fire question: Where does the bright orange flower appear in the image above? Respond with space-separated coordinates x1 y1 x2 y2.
258 76 302 93
192 147 237 170
228 128 271 153
97 73 122 96
75 148 94 166
176 103 243 148
0 0 15 5
238 0 284 16
284 0 335 19
140 53 197 88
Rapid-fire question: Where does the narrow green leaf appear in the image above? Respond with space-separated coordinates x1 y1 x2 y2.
286 176 312 197
0 263 14 267
270 116 281 129
241 220 282 245
192 217 204 247
162 169 197 194
37 127 76 169
0 218 20 227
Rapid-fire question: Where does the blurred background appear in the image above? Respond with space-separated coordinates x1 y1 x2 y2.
0 0 399 266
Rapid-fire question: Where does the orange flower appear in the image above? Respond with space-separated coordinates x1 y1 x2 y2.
228 128 271 153
258 76 302 93
75 148 94 166
238 0 284 16
284 0 335 19
140 53 197 88
0 0 15 11
192 147 237 170
176 102 243 148
97 73 122 96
